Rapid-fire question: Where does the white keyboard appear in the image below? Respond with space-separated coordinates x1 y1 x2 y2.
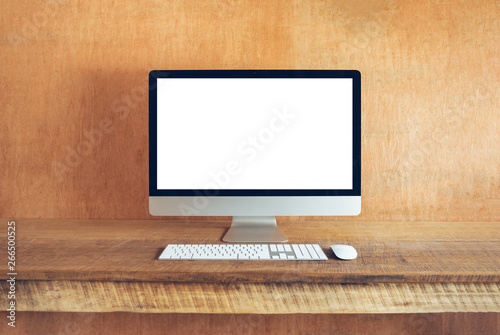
159 244 328 260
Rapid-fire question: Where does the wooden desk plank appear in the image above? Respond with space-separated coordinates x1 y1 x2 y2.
2 281 499 314
1 219 499 283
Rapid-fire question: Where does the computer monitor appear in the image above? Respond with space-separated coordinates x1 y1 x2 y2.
149 70 361 242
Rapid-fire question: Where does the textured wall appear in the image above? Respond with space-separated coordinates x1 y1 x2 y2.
1 0 498 221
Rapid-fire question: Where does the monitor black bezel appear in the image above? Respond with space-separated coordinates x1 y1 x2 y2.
149 70 361 196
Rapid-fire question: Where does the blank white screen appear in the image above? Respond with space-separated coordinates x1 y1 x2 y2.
157 78 352 189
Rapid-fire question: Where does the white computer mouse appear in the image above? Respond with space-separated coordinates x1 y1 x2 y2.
330 244 357 260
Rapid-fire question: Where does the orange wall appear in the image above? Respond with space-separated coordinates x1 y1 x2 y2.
1 0 498 221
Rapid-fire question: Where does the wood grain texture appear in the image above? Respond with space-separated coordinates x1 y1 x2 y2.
1 0 498 221
2 312 499 335
1 281 499 314
0 219 499 283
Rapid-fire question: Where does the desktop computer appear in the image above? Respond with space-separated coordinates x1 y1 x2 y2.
149 70 361 252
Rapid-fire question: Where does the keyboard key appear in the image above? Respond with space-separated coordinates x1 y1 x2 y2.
299 245 311 259
313 244 328 260
306 245 320 259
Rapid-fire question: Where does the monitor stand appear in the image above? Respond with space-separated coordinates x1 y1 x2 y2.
222 216 288 243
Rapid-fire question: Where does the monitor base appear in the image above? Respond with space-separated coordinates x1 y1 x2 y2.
222 216 288 243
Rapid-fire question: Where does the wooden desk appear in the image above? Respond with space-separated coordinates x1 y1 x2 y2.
1 219 499 321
